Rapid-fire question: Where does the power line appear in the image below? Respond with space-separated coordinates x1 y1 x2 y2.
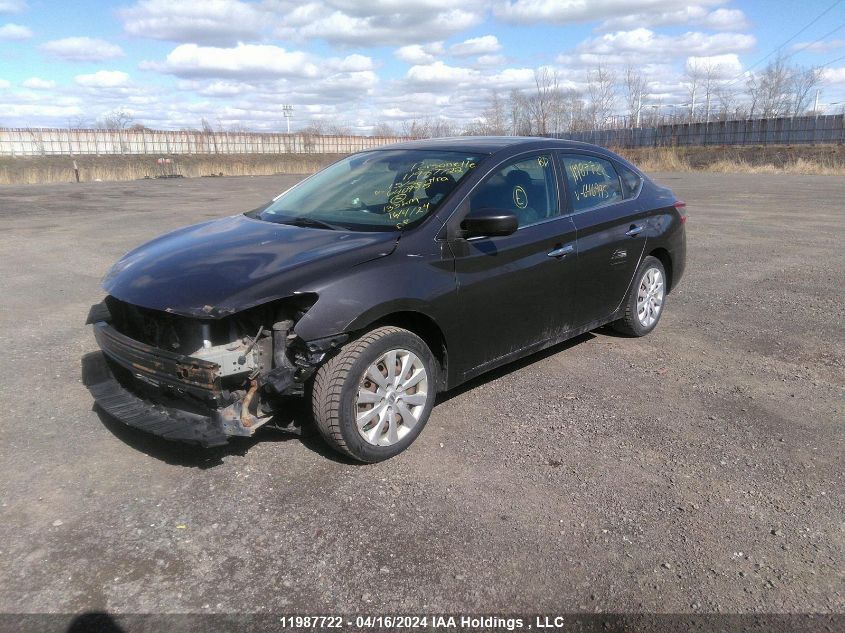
788 22 845 59
748 0 843 69
819 52 845 67
722 0 844 87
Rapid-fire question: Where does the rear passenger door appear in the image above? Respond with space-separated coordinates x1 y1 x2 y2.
558 153 648 325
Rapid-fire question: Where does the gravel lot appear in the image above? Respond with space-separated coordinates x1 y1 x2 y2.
0 172 842 616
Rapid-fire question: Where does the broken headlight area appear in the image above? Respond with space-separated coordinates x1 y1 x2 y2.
84 294 340 445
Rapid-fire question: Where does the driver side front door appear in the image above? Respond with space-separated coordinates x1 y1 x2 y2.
446 152 579 382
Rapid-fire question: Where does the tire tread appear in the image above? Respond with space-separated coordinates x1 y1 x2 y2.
311 326 405 458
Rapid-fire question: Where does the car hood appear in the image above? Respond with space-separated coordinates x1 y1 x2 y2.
102 214 399 318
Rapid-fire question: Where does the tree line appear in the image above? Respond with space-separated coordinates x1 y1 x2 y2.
59 54 827 137
382 54 827 137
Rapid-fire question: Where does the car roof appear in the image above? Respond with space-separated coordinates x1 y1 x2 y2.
371 136 613 156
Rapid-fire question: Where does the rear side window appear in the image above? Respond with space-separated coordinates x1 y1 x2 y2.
618 164 643 198
560 154 623 212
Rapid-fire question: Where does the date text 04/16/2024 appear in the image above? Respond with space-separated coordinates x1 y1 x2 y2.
277 615 577 629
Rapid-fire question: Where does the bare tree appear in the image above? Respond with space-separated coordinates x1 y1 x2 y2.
746 55 793 118
684 62 704 122
371 121 397 136
700 61 724 122
508 89 531 135
466 92 509 135
428 118 458 138
99 109 133 130
790 66 821 116
586 64 616 129
527 67 560 135
713 83 738 121
324 122 352 135
623 66 648 127
67 114 91 129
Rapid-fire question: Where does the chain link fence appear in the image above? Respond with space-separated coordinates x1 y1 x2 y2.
554 114 845 148
0 128 408 156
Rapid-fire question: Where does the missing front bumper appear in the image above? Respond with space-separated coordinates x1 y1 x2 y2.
82 351 231 447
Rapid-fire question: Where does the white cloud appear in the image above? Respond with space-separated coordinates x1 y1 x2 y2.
142 43 319 79
495 0 724 24
685 54 742 77
702 8 749 31
821 67 845 85
328 53 375 72
576 28 755 59
449 35 501 57
22 77 56 89
139 43 376 84
41 37 125 62
475 54 507 68
600 5 749 32
0 22 31 39
0 79 10 89
0 1 26 13
74 70 131 88
792 39 845 54
406 61 479 85
279 2 483 46
395 42 444 64
487 67 536 89
120 0 265 45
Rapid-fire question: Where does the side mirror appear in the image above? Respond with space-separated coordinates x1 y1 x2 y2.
461 209 518 238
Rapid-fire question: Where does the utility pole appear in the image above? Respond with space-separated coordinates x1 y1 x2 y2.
813 89 820 117
282 105 293 134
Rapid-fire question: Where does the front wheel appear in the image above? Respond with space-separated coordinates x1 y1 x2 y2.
311 326 437 462
613 256 667 336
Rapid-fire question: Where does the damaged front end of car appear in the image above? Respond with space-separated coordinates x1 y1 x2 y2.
83 294 347 446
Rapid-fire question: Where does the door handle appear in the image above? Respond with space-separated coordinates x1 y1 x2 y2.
625 224 644 237
547 244 574 258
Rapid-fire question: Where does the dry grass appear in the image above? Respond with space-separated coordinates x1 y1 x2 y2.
705 156 845 175
620 148 691 172
3 145 845 185
614 145 845 176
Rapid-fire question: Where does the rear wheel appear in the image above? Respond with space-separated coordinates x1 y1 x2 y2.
613 256 667 336
311 326 437 462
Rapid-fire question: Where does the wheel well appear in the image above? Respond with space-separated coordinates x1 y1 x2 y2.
648 247 674 293
365 311 448 384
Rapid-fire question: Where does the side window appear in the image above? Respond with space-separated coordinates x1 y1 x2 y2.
560 155 623 212
618 164 643 198
469 153 558 228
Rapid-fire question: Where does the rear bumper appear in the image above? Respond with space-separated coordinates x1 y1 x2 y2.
670 229 687 291
82 351 230 447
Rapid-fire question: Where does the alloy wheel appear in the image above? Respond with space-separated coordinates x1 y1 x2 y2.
636 267 664 328
355 349 429 446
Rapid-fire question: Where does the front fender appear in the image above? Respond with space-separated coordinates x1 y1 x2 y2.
292 245 457 346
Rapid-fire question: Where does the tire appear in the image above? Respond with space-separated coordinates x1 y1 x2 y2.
311 326 438 462
613 255 667 337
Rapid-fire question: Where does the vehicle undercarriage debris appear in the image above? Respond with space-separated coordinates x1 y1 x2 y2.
84 294 346 446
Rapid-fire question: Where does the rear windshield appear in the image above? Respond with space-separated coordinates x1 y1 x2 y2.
252 149 482 232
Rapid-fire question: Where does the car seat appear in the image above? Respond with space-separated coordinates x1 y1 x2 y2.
425 173 456 206
505 169 541 225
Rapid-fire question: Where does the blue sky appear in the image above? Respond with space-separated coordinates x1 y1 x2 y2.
0 0 843 131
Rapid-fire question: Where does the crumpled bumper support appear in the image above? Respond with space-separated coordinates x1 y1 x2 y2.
82 352 230 447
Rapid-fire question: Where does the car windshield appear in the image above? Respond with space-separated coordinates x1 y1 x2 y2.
251 149 482 232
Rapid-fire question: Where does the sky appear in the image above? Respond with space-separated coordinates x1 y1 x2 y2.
0 0 843 132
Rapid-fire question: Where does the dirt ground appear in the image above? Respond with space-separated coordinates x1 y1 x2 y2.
0 172 842 619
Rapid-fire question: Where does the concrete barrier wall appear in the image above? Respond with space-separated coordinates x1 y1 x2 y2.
0 129 408 156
